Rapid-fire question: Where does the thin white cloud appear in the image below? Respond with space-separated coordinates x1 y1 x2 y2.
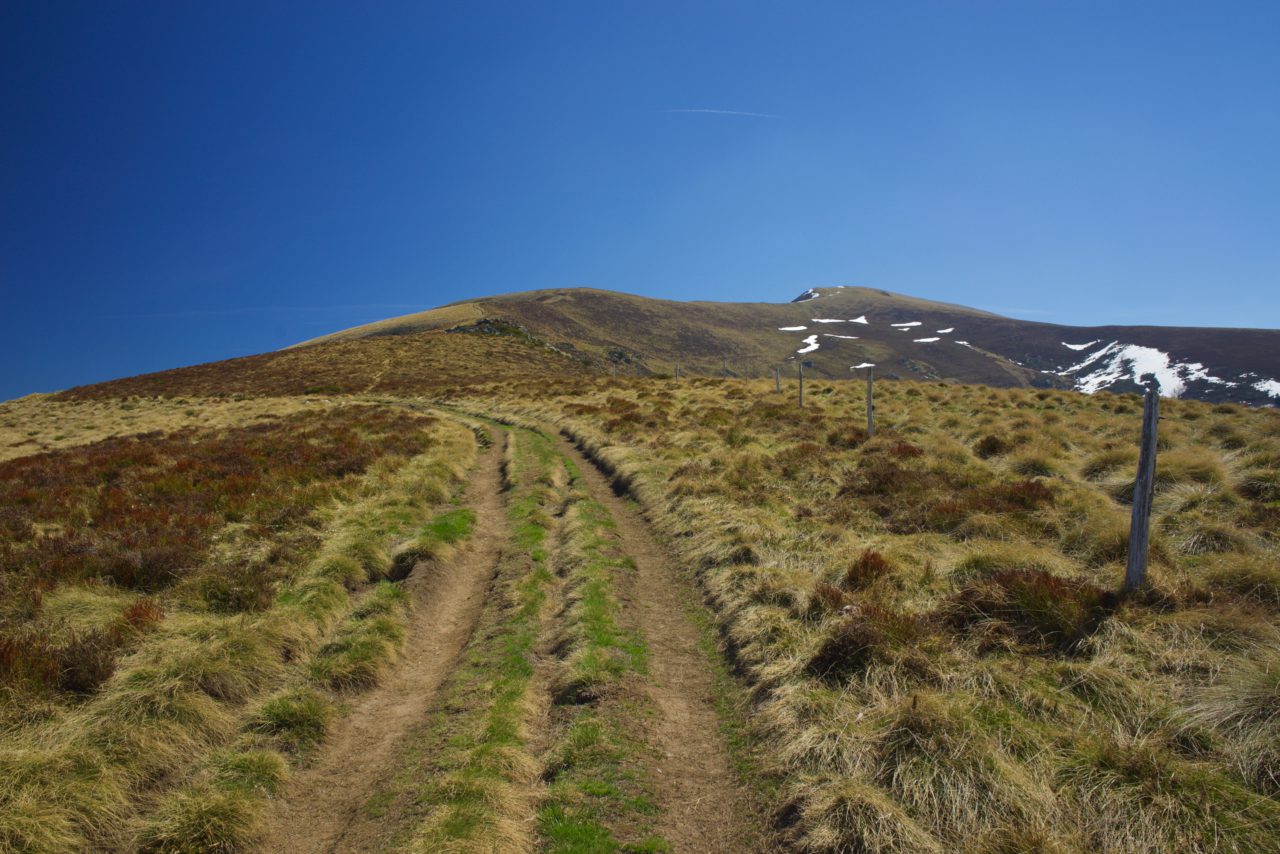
661 108 779 119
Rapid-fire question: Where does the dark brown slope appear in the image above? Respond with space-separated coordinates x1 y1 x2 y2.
56 328 589 400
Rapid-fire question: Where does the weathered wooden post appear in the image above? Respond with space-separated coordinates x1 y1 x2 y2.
798 361 804 408
1124 381 1160 594
774 366 781 393
611 363 616 378
866 367 875 437
674 364 681 379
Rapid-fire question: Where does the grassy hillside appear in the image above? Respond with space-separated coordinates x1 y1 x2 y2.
53 328 588 400
4 330 1279 851
296 286 1280 403
0 403 480 850
452 376 1280 852
298 286 1038 387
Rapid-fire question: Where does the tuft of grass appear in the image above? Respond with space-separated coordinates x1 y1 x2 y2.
246 686 334 753
1183 642 1280 794
135 785 258 853
310 584 409 690
947 568 1118 653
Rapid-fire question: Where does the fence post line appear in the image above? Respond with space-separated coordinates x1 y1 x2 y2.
1124 381 1160 594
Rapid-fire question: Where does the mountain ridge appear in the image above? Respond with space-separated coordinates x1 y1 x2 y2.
290 285 1280 405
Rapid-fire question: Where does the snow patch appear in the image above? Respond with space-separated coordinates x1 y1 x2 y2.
1062 340 1101 351
812 318 845 323
936 327 954 334
913 337 940 343
1064 341 1232 398
849 315 869 324
823 334 860 340
890 321 922 328
852 362 876 369
778 326 807 331
955 340 973 348
796 335 820 354
1254 379 1280 398
794 289 821 302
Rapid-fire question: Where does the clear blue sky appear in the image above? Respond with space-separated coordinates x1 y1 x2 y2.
3 1 1278 399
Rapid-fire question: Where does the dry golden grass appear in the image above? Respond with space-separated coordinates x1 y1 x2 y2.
454 375 1280 852
0 394 341 462
0 410 477 852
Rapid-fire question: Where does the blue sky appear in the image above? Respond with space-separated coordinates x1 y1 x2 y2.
3 1 1278 400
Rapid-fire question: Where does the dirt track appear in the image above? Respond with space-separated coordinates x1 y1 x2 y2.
255 428 507 854
558 435 762 853
255 423 762 852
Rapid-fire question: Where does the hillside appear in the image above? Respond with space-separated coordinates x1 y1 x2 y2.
299 286 1280 405
3 285 1279 853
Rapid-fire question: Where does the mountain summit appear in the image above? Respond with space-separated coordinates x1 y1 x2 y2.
295 286 1280 405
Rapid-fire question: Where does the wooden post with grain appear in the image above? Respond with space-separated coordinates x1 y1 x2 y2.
774 366 781 393
798 361 804 408
866 367 875 437
1124 381 1160 594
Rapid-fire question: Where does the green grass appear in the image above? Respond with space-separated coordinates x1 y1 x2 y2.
406 428 560 852
537 482 667 853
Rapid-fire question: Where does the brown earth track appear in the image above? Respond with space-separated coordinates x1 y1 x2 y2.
254 427 508 854
557 435 765 853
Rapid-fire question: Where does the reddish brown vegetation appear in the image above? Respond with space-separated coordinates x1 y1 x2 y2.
842 549 893 591
946 568 1117 653
0 407 436 699
55 330 587 400
0 596 164 696
806 604 928 682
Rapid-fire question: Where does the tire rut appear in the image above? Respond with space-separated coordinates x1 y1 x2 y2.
254 427 507 853
556 435 764 853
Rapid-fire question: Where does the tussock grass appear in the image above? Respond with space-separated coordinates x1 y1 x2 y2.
457 377 1280 852
0 411 477 851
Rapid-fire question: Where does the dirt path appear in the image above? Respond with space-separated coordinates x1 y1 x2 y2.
255 429 507 854
557 436 762 853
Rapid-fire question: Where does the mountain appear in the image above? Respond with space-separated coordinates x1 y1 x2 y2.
291 285 1280 405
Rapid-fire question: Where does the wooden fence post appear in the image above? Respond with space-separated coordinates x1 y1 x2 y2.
1124 381 1160 594
798 361 804 408
674 365 680 379
866 368 875 437
774 366 781 393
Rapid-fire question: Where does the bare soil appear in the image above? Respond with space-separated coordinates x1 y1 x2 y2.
255 428 507 853
558 436 765 853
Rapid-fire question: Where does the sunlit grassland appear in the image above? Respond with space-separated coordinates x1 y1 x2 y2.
0 407 478 852
0 395 343 462
453 376 1280 853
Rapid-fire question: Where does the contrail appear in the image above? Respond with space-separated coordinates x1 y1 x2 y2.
661 108 779 118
